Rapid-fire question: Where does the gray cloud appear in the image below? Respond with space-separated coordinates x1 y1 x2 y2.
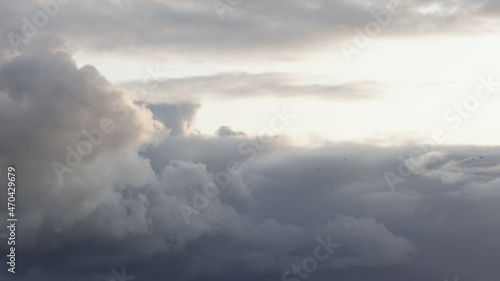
215 125 246 137
147 103 201 136
122 72 384 103
3 126 500 280
0 38 160 250
1 0 499 60
2 59 500 280
1 2 500 281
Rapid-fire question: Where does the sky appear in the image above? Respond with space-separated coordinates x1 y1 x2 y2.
1 0 500 280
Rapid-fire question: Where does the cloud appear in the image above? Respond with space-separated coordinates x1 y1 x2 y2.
407 150 500 185
147 103 201 136
321 216 416 268
2 0 499 61
0 38 160 249
216 125 246 137
122 72 385 103
2 2 500 281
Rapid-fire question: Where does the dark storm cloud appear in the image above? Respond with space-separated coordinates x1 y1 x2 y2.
130 140 500 281
3 116 500 281
122 73 384 103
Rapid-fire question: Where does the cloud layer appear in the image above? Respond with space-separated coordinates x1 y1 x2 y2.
1 1 500 281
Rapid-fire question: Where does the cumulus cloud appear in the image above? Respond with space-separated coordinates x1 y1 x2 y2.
147 103 200 136
2 1 500 281
321 216 416 268
0 38 159 247
3 65 500 280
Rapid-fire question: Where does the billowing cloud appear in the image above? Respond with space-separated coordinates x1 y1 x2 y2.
2 1 500 281
147 103 201 136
